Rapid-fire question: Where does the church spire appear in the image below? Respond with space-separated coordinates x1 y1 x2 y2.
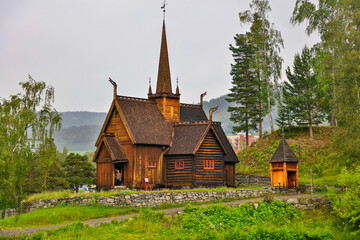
156 15 172 94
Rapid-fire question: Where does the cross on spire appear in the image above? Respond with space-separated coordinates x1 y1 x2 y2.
161 0 167 13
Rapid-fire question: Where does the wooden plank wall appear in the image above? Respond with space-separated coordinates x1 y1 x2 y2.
96 144 114 188
194 130 225 186
155 97 180 122
133 145 164 187
103 108 134 186
225 163 235 187
166 155 193 186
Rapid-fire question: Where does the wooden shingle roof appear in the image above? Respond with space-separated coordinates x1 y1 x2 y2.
180 104 208 122
166 123 209 155
93 134 128 162
116 96 173 146
269 138 299 163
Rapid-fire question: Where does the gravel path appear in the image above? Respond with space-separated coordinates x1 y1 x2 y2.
0 193 324 237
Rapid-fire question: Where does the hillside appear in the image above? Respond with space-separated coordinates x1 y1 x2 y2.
237 126 337 184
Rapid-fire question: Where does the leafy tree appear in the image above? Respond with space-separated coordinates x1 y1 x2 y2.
329 166 360 234
227 33 259 146
291 0 347 126
63 153 95 193
284 46 325 138
239 0 284 136
0 75 61 212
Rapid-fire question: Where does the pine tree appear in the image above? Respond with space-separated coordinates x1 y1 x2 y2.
284 46 325 138
239 0 284 135
226 33 259 147
275 87 293 129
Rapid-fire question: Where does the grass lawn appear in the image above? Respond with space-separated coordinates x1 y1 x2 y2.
299 174 339 185
3 202 356 240
0 205 137 230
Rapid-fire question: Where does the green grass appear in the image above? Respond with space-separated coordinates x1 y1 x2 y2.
0 205 138 230
4 201 355 240
299 174 339 185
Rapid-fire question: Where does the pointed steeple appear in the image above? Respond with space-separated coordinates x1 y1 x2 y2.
148 77 153 95
156 19 172 94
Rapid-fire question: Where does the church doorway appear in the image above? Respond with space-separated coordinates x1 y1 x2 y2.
287 171 296 189
114 162 124 186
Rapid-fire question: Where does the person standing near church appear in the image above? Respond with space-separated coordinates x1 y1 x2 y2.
115 169 121 186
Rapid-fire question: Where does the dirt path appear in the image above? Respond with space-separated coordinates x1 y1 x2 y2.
0 193 324 237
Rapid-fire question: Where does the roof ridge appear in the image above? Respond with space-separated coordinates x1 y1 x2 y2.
117 95 154 103
174 121 209 126
180 103 201 108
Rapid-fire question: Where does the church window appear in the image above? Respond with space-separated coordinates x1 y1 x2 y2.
148 161 156 168
203 160 214 170
175 160 184 170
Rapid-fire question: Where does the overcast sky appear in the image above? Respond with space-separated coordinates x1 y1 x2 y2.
0 0 319 112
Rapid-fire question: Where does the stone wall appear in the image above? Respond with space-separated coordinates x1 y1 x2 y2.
2 187 332 218
283 196 331 210
299 184 345 193
236 173 271 186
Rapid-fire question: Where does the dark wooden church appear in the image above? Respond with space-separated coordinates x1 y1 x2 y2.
93 18 238 189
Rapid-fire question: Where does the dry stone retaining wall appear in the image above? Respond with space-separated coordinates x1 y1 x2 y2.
2 187 331 218
236 173 271 186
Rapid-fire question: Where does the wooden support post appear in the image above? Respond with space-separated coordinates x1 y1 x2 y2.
310 168 313 195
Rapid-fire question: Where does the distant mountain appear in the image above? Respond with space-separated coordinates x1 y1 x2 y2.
54 97 277 151
54 112 106 152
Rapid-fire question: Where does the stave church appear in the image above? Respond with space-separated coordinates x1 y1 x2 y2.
93 13 238 189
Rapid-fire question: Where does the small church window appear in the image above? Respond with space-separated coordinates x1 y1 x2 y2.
175 160 184 170
203 160 214 170
148 161 156 168
170 107 174 117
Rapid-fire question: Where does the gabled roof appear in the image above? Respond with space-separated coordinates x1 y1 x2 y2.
116 96 173 146
269 138 299 163
180 104 208 122
94 134 128 162
212 123 239 163
166 122 227 156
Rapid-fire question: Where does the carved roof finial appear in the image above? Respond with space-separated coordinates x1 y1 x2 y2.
209 106 218 123
109 77 117 99
200 91 207 109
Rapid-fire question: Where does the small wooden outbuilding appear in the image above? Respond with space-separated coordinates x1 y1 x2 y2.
269 137 299 189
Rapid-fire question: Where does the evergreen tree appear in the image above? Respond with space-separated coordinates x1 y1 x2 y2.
63 153 95 193
284 46 325 138
275 87 293 129
227 33 259 147
239 0 284 136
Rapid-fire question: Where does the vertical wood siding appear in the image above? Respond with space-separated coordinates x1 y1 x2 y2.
133 145 164 187
194 130 225 186
166 155 193 186
96 144 114 188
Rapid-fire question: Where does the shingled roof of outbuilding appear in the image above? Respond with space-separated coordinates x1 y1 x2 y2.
269 138 299 163
166 122 209 155
116 96 173 146
212 123 239 163
180 104 208 122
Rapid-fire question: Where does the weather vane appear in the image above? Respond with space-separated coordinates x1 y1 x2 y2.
161 0 167 13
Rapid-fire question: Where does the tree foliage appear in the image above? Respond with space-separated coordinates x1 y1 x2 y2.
0 75 62 212
63 153 95 193
282 46 326 138
227 33 259 146
239 0 284 136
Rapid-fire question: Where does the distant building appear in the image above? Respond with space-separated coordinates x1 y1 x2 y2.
227 135 259 153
